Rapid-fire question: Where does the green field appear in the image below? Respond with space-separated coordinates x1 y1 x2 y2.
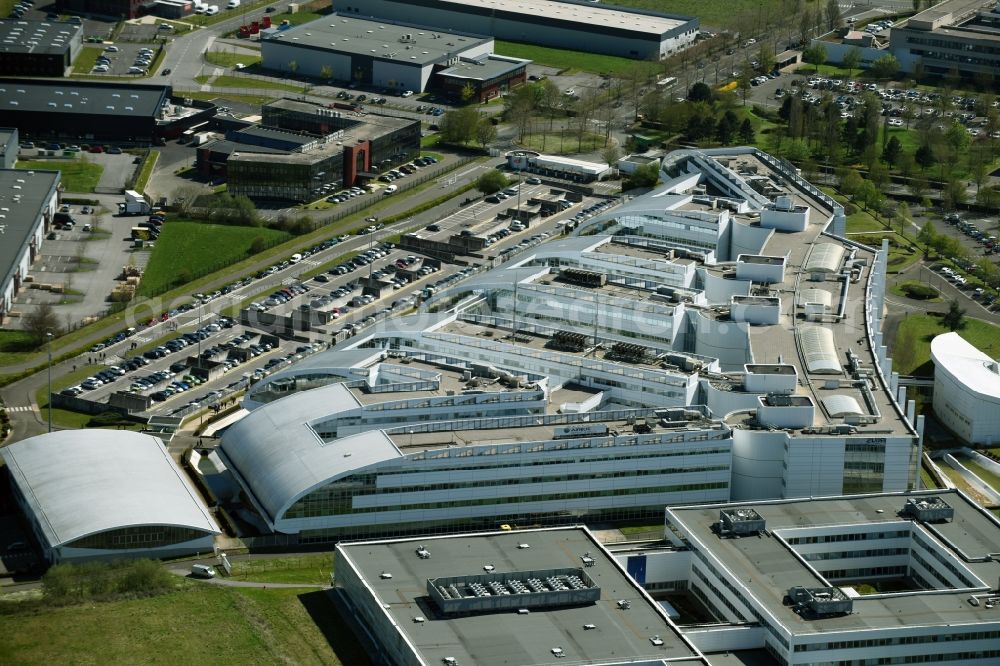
518 130 608 155
72 46 104 75
205 51 262 69
891 314 1000 376
174 90 278 107
139 222 291 296
195 74 305 92
15 158 103 193
0 330 38 366
134 149 159 194
230 554 333 585
611 0 801 30
0 585 368 665
494 40 652 76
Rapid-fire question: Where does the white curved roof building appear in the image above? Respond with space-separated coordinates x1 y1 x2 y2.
931 332 1000 444
2 430 219 563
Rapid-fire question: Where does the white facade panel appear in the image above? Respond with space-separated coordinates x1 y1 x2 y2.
262 40 353 79
372 60 432 93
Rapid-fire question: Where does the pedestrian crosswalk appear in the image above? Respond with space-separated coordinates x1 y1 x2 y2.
4 406 33 413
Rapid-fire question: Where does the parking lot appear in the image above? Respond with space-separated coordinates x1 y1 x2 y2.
88 42 163 77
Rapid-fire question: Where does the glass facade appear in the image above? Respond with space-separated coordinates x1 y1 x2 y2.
67 525 209 550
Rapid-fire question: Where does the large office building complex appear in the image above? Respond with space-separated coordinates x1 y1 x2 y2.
889 0 1000 79
0 19 83 77
217 147 923 543
0 166 60 326
2 430 219 563
200 98 420 201
930 332 1000 444
334 0 699 60
619 490 1000 665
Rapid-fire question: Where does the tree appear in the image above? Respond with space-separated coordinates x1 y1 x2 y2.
287 60 298 76
687 81 713 103
624 160 660 189
915 143 936 170
917 220 938 249
912 0 922 11
942 299 966 331
870 54 900 80
825 0 842 30
843 48 862 79
976 257 1000 289
803 43 827 74
440 107 480 144
460 82 476 104
249 236 268 255
601 144 622 170
758 43 776 75
799 8 815 43
882 135 902 166
737 65 754 106
943 178 967 210
840 169 864 197
739 118 755 143
716 110 739 145
319 64 332 81
894 201 912 237
476 118 497 148
23 302 60 345
476 170 508 195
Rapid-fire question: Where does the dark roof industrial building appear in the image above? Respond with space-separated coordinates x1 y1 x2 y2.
0 19 83 77
333 0 700 60
0 167 60 326
198 98 420 202
0 126 17 169
0 79 216 143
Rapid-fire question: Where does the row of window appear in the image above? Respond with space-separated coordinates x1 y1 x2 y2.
785 530 909 545
68 525 208 550
821 565 906 580
801 547 907 562
795 629 1000 651
911 532 979 588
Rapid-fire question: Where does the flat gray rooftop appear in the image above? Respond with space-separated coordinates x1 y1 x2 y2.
437 54 529 81
265 13 491 65
668 490 1000 633
416 0 693 35
0 19 80 55
0 168 59 296
0 79 168 118
337 527 704 666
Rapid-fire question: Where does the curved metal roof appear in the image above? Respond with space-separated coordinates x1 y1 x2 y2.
0 430 218 548
798 288 833 308
797 326 842 374
930 332 1000 400
220 382 402 525
804 243 846 273
822 394 864 417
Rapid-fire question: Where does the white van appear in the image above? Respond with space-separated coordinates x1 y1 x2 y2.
191 563 216 578
226 0 240 6
205 4 219 14
383 184 398 194
290 253 302 263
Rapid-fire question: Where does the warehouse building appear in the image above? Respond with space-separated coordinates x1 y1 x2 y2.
0 19 83 77
335 526 710 666
0 79 215 143
0 167 60 326
334 0 700 60
1 430 220 563
629 490 1000 664
61 0 146 20
261 14 494 94
889 0 1000 79
930 332 1000 444
202 98 420 201
217 147 922 542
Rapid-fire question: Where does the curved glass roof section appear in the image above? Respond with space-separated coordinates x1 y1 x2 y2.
797 326 841 374
804 243 846 273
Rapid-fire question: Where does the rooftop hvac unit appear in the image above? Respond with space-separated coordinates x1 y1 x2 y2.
903 496 954 523
719 507 765 535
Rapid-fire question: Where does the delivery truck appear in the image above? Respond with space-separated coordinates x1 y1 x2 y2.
118 190 151 216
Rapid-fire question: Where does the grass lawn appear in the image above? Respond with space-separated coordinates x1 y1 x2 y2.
890 280 942 301
230 554 333 585
174 90 278 107
518 130 608 155
892 314 1000 376
195 74 305 92
961 458 1000 494
15 158 103 193
139 222 291 297
920 464 941 490
0 330 39 366
420 133 442 149
204 51 262 69
134 149 159 194
72 46 103 75
494 40 652 76
609 0 790 31
0 584 368 665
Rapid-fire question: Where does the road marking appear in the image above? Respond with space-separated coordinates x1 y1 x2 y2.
4 406 33 413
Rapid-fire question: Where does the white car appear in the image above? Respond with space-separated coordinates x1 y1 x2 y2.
104 45 119 52
401 90 413 97
92 65 109 72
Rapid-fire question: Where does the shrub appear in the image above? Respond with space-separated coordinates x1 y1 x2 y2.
901 282 939 300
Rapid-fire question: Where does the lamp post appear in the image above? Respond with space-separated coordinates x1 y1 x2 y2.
46 331 53 433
